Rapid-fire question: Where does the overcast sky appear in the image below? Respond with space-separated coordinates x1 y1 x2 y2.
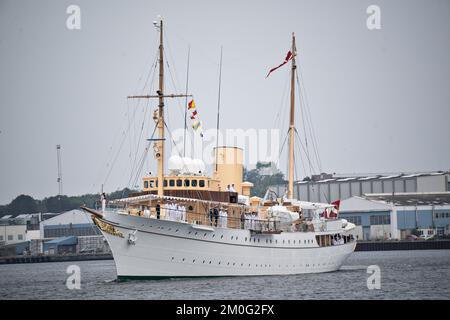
1 0 449 204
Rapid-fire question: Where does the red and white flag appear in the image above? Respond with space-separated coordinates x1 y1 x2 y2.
329 200 340 218
321 200 340 219
266 51 293 78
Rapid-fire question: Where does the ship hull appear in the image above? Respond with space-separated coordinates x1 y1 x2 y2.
99 211 356 279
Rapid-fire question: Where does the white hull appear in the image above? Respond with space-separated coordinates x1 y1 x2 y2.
99 211 356 279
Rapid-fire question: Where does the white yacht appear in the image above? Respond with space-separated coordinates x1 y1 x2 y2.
82 18 356 280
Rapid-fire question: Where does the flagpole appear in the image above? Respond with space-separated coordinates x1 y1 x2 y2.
183 45 190 158
215 46 223 173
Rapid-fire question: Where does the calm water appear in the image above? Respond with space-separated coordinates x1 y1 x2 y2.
1 250 449 299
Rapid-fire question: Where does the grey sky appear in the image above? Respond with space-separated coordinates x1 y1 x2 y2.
1 0 449 204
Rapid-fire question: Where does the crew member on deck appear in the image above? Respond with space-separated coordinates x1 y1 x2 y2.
213 206 219 227
156 201 161 219
101 192 107 212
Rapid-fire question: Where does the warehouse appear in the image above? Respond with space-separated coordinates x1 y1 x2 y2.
40 209 101 238
270 171 450 203
339 194 450 240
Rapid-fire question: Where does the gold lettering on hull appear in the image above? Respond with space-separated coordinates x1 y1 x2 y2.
93 216 124 238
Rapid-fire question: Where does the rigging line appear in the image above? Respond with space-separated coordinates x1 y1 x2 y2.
165 58 184 118
215 46 223 173
129 49 160 173
129 59 159 182
295 71 312 165
131 141 152 189
276 129 289 171
128 99 150 185
296 134 308 183
165 25 218 67
129 124 158 188
272 68 290 129
294 128 318 176
91 47 159 193
164 32 188 120
183 45 191 157
296 68 322 172
294 129 311 182
99 52 159 190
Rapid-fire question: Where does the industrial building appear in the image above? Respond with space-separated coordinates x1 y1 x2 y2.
40 209 101 238
270 171 450 203
0 215 27 245
1 209 109 256
43 236 78 255
339 195 450 240
269 171 450 241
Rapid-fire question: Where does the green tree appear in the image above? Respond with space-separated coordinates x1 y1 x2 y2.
244 162 286 198
8 194 38 215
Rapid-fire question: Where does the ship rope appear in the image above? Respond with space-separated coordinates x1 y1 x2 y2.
128 124 158 190
90 46 159 193
273 68 290 172
296 67 322 174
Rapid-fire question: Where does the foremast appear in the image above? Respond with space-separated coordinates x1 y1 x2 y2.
288 33 297 200
157 19 165 197
127 18 192 197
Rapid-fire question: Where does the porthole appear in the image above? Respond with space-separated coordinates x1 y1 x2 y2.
212 234 215 237
231 236 234 240
248 264 251 267
182 258 185 261
193 259 195 263
218 262 221 265
204 233 207 237
209 261 212 264
203 260 205 264
175 229 179 232
227 262 230 265
188 231 191 234
194 232 198 235
221 235 224 239
171 257 174 260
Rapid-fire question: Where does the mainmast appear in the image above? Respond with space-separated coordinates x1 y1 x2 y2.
157 19 165 197
288 33 297 200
